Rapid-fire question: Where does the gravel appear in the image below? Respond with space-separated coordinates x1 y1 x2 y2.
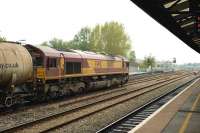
49 76 195 133
0 72 191 132
0 76 168 131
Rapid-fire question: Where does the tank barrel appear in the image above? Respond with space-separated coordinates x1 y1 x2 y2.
0 42 33 88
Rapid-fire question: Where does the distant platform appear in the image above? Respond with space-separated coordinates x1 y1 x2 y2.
129 72 147 75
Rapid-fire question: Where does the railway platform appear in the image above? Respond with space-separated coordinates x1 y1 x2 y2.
131 78 200 133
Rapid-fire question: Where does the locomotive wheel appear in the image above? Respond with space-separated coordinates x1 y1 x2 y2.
107 80 111 88
4 96 13 108
48 91 57 99
78 87 85 94
64 89 72 96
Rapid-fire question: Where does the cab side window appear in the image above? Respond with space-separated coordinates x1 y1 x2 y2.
47 58 57 68
33 56 43 66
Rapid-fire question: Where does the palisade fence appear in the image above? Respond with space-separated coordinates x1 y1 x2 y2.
129 62 175 74
129 65 146 74
129 62 147 74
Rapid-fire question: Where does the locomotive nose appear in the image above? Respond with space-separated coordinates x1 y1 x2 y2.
0 42 33 88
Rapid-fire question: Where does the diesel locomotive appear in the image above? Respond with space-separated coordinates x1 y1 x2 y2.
0 41 129 107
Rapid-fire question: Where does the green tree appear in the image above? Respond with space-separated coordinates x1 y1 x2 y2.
89 24 103 52
49 38 67 50
100 22 131 56
71 27 92 51
143 55 156 71
0 36 6 42
128 51 136 62
40 21 132 57
41 38 69 51
41 41 49 46
89 22 132 56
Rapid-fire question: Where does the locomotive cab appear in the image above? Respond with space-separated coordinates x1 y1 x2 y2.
25 45 64 82
25 45 46 81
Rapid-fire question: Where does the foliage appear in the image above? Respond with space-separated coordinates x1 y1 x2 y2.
142 55 156 70
41 27 92 51
89 24 103 52
100 22 131 56
70 27 92 51
40 41 49 46
41 38 69 51
40 21 132 57
86 22 131 56
48 38 67 50
128 51 136 62
0 36 6 42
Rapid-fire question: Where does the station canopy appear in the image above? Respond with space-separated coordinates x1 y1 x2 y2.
130 0 200 53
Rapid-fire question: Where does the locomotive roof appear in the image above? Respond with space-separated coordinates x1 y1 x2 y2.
26 44 126 61
71 49 124 61
25 44 61 57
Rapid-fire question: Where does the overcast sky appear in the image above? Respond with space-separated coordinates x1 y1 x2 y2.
0 0 200 64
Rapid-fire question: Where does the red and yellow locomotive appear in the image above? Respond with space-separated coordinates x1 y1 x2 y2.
0 41 129 107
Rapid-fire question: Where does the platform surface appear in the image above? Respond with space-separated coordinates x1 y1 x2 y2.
130 78 200 133
163 87 200 133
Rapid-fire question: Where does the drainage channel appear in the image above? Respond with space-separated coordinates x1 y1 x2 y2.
96 77 198 133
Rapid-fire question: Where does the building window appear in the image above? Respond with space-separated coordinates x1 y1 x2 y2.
47 58 57 68
65 62 81 74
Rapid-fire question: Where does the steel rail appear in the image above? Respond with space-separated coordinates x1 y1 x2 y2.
0 73 192 133
96 77 199 133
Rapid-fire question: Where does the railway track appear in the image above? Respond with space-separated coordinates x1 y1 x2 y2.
0 72 194 133
0 71 176 114
96 77 200 133
128 72 177 85
129 71 172 80
58 72 185 108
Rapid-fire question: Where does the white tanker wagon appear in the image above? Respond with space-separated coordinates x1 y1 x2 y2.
0 42 33 107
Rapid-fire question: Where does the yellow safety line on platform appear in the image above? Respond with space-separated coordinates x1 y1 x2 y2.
179 93 200 133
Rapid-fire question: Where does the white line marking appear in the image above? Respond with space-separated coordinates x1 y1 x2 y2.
129 78 200 133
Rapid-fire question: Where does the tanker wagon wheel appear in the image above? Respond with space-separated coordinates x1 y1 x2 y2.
47 91 57 99
4 96 13 108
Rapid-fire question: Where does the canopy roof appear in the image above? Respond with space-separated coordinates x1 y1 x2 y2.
130 0 200 53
